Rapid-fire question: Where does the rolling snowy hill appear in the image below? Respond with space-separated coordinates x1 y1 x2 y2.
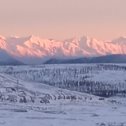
44 54 126 64
0 64 126 126
1 64 126 97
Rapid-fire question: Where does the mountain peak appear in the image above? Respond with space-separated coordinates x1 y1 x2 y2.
112 36 126 44
28 35 41 41
0 35 126 64
0 35 5 40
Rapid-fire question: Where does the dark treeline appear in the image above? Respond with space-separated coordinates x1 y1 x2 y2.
43 80 126 97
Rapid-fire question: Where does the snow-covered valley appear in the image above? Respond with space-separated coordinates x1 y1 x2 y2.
0 64 126 126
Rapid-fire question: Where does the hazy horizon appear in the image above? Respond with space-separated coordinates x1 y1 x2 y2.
1 34 126 42
0 0 126 40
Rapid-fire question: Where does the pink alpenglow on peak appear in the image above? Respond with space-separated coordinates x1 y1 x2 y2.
0 35 126 58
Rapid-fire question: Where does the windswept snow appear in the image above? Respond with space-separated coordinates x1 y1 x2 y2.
0 64 126 126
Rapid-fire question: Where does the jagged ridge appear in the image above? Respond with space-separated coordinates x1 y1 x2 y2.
0 35 126 63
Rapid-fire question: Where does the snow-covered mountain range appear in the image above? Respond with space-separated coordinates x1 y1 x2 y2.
0 49 23 65
0 35 126 63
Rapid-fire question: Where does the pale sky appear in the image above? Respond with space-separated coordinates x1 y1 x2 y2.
0 0 126 40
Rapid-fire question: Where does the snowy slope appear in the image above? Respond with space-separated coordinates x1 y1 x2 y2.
0 72 103 106
3 64 126 89
0 65 126 126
